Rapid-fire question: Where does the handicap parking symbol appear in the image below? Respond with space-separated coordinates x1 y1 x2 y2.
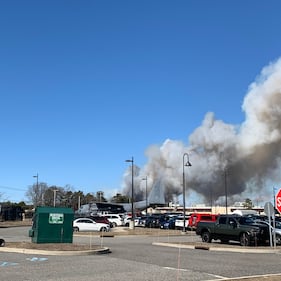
0 261 19 267
26 257 48 262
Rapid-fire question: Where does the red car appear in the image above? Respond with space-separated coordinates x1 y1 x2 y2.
89 216 112 227
188 213 218 230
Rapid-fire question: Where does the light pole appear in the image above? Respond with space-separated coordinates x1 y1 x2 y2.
224 168 228 214
78 195 81 210
183 153 192 232
142 176 148 215
33 173 40 206
273 187 277 210
125 157 134 228
53 189 59 207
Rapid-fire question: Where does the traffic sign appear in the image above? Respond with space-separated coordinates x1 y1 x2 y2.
264 202 274 217
275 188 281 214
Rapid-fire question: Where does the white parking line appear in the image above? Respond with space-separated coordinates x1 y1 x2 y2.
164 267 229 280
206 272 281 280
207 273 229 279
163 266 190 272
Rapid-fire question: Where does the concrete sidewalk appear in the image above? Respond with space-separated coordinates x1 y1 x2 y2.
0 245 110 255
152 241 281 254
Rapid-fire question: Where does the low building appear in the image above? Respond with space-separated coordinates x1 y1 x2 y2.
0 205 24 221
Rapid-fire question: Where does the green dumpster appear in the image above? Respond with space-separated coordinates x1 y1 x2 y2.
29 206 74 244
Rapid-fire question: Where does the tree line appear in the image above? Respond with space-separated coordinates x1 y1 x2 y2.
24 182 130 210
1 183 255 212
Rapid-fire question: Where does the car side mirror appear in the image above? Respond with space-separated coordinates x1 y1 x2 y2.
230 221 237 228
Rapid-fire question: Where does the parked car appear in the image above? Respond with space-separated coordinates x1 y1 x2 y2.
135 216 148 227
196 215 270 246
101 214 124 227
188 213 218 230
275 221 281 244
89 215 113 228
132 216 141 227
160 216 179 229
175 215 190 230
73 218 110 232
145 215 167 228
124 216 147 227
255 219 281 245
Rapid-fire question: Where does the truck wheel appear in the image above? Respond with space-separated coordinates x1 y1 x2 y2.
0 239 5 247
73 227 79 232
240 233 250 246
201 231 212 243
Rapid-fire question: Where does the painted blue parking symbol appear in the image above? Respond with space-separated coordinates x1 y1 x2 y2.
0 261 19 267
26 257 48 262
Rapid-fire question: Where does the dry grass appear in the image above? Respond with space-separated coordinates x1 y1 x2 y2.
0 219 32 227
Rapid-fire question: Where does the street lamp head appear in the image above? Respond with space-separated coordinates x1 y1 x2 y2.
125 157 134 163
125 156 134 163
183 153 192 167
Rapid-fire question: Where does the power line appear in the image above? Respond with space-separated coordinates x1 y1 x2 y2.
0 185 27 192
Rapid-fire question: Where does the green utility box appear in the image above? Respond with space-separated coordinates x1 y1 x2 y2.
29 206 74 244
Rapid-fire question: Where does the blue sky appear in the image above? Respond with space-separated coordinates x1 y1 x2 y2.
1 1 281 203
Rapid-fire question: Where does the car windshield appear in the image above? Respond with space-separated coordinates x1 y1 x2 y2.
275 221 281 229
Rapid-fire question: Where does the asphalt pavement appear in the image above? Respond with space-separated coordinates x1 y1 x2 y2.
1 224 281 281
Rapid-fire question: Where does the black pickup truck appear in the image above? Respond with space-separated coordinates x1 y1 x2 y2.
196 215 269 246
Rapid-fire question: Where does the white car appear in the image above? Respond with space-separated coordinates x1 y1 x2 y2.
123 215 132 227
175 216 190 230
255 219 281 244
101 214 124 227
73 218 110 232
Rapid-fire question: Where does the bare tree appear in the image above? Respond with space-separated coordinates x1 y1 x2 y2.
25 183 108 210
25 182 48 207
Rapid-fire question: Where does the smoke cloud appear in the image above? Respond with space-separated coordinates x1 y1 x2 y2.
123 58 281 205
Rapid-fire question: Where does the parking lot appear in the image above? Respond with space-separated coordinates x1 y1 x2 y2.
1 225 281 280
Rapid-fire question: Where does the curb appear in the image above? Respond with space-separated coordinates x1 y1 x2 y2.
0 246 111 256
152 242 281 254
100 233 115 238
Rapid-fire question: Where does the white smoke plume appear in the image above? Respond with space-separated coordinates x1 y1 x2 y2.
123 58 281 205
